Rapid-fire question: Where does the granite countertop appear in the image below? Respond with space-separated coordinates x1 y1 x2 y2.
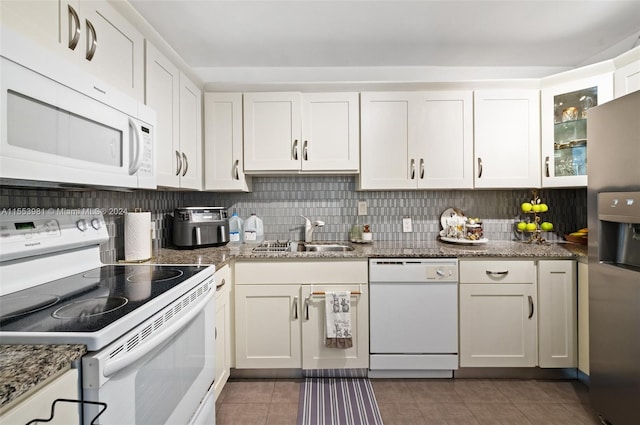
156 239 588 269
0 344 86 411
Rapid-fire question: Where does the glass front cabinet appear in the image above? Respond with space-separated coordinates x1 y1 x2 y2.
541 73 614 187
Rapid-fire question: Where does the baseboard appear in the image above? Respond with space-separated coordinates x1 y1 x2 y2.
577 369 590 387
454 367 579 380
230 368 303 379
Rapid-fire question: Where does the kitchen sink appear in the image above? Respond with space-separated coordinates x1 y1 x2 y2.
302 243 354 252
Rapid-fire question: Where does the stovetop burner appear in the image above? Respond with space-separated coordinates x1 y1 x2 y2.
52 296 128 319
0 264 209 334
0 294 61 320
127 269 184 283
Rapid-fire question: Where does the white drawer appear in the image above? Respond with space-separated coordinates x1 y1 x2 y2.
459 260 535 284
234 259 368 284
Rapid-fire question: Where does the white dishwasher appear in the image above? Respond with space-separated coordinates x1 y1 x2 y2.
369 258 459 378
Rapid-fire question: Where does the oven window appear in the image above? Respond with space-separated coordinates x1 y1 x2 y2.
135 316 205 425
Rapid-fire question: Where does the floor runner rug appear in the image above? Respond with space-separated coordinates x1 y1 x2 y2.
297 378 384 425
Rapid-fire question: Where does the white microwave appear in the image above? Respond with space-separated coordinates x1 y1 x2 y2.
0 56 155 190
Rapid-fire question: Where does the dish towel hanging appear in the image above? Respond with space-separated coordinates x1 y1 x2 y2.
325 291 353 349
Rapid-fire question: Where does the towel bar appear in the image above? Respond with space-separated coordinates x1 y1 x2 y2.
311 291 361 296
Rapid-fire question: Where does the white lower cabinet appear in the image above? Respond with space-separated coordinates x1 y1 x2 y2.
214 265 232 400
235 284 302 368
459 260 538 367
234 260 368 370
460 259 578 369
0 369 80 425
538 260 577 368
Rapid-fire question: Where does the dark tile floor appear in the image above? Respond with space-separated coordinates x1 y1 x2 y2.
215 378 601 425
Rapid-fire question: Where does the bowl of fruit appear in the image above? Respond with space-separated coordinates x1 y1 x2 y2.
564 228 588 245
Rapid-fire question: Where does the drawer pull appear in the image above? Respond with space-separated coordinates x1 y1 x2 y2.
528 295 534 319
485 270 509 276
293 296 298 320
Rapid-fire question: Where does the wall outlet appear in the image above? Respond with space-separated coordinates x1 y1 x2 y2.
402 217 412 233
357 201 368 216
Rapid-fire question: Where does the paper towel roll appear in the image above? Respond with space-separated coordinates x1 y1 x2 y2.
125 212 151 261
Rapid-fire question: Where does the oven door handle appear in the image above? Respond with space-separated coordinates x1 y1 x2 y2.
103 288 215 378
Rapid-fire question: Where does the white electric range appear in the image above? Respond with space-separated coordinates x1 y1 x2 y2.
0 209 216 425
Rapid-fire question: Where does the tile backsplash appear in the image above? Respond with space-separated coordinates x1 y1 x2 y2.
1 176 586 261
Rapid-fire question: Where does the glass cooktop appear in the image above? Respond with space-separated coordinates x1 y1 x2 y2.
0 264 207 334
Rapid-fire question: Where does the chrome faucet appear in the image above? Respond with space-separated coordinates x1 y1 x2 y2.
301 215 325 243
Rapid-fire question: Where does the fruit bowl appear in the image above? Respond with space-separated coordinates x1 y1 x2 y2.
564 234 588 245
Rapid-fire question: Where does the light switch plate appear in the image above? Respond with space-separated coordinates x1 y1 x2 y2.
358 201 368 216
402 217 412 232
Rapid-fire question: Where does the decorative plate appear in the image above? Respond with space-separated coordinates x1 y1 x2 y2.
439 236 489 245
440 207 465 230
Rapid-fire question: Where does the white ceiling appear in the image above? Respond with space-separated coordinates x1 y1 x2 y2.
129 0 640 87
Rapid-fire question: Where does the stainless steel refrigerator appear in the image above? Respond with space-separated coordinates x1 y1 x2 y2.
587 89 640 425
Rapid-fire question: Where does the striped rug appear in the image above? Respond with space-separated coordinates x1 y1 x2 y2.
297 378 384 425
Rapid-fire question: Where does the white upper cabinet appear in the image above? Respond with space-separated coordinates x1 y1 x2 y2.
541 72 614 188
146 42 180 187
1 1 59 52
473 90 541 188
244 92 302 172
301 93 360 172
614 47 640 98
243 92 359 173
360 92 417 190
359 91 473 190
416 91 474 189
146 42 202 189
1 0 144 102
178 73 203 190
67 1 144 101
204 93 251 192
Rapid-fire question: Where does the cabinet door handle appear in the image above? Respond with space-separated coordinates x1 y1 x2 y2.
85 19 97 61
420 158 425 179
181 153 189 177
545 156 550 177
477 157 483 178
216 278 226 291
304 295 311 320
68 5 81 51
234 160 240 180
293 296 299 320
410 159 416 179
528 295 534 319
485 270 509 276
303 140 308 161
175 151 182 176
292 140 298 160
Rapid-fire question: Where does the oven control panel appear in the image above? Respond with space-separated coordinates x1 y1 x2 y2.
0 209 108 262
